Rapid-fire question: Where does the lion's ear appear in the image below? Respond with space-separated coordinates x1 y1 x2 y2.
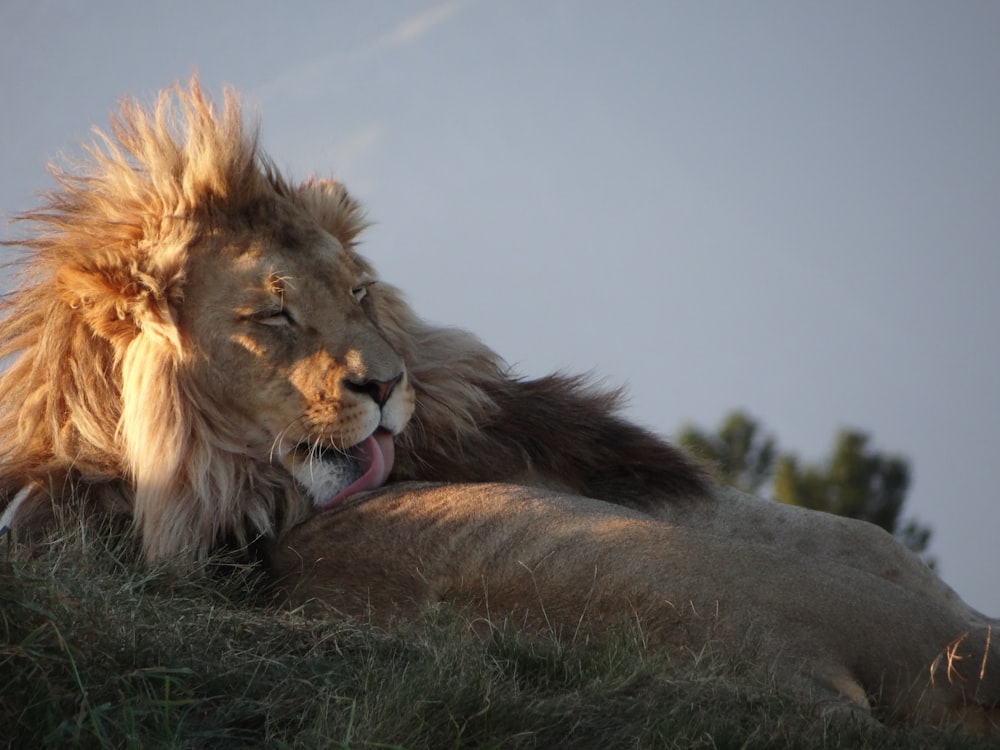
296 179 370 249
56 263 183 350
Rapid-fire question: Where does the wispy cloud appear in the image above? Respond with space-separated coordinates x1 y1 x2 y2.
254 1 469 106
373 0 468 50
328 123 388 168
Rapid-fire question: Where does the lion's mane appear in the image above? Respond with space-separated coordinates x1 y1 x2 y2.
0 79 708 563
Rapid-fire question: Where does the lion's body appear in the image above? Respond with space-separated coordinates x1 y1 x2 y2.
0 79 996 733
272 482 999 730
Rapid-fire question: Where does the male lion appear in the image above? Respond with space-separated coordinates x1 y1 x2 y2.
0 79 996 733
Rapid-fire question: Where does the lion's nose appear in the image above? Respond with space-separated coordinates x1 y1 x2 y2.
345 374 402 408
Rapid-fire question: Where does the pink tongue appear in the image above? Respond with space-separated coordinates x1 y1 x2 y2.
321 431 395 509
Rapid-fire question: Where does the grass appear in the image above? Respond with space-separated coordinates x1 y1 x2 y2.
0 526 993 750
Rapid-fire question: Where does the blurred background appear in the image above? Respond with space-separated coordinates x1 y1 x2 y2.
1 1 997 613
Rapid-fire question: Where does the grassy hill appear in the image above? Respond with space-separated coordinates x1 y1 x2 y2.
1 528 990 749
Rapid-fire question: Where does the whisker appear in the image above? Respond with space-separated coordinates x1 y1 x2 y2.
269 415 311 463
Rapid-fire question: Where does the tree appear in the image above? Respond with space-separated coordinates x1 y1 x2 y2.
773 431 908 528
676 411 777 495
678 411 934 564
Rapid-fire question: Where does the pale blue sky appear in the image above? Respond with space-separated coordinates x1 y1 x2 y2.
1 1 997 613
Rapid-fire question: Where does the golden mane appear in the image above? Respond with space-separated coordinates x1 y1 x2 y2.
0 78 708 563
0 81 317 559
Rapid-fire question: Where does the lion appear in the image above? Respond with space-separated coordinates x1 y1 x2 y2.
0 79 996 733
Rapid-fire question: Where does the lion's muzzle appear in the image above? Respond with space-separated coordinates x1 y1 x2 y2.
284 429 396 508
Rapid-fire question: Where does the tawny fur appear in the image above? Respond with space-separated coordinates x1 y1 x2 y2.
274 483 1000 733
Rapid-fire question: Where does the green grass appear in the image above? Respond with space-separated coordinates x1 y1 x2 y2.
0 527 992 750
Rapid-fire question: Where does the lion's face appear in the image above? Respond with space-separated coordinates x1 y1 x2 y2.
178 200 415 507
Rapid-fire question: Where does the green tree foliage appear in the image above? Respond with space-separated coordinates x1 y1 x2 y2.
676 411 777 495
678 411 934 564
772 431 909 528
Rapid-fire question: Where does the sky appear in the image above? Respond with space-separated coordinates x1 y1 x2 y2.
1 1 997 614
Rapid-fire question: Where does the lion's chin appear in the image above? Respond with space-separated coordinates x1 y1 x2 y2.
286 430 395 508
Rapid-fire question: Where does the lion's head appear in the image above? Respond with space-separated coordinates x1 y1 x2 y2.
0 79 421 561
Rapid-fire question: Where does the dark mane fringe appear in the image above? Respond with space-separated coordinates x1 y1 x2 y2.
393 373 711 510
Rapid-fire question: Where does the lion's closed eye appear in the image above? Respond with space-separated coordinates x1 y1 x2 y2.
241 305 296 327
